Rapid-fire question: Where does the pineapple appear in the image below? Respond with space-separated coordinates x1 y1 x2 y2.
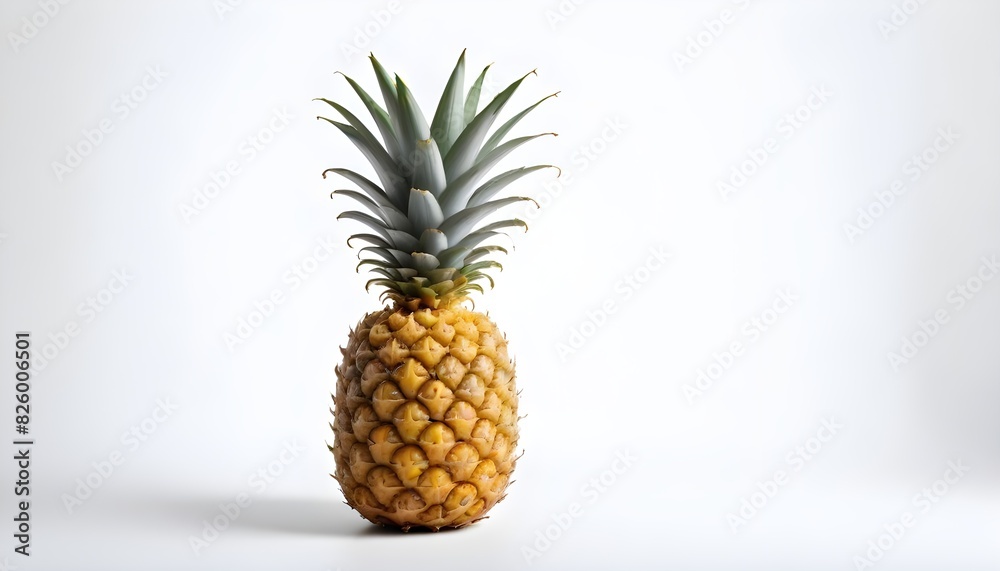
319 51 556 530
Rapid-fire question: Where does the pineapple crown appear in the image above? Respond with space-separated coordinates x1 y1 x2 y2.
318 50 557 310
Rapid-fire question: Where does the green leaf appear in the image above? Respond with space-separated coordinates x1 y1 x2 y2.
331 189 410 231
440 133 555 216
410 138 447 196
408 188 445 232
369 54 402 136
435 246 469 269
315 98 391 168
318 117 405 202
438 197 536 243
467 165 557 209
436 219 526 265
445 69 534 180
428 280 457 295
425 268 459 283
396 75 431 169
323 167 405 212
336 72 401 162
463 270 496 290
464 63 492 127
461 260 502 275
346 233 391 249
365 278 400 293
368 267 404 281
338 210 391 240
386 229 420 251
411 252 440 273
459 282 485 296
357 246 397 264
430 50 467 157
360 246 412 267
479 92 559 159
464 245 508 264
418 228 448 256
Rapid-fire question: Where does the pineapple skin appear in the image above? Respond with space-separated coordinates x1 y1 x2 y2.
332 302 519 530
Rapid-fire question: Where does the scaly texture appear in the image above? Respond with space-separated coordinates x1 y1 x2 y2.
331 301 518 530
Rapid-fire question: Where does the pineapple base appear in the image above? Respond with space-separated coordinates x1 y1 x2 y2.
331 302 519 530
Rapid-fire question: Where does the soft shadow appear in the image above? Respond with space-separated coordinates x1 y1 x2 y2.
101 493 373 537
234 496 372 536
102 492 479 537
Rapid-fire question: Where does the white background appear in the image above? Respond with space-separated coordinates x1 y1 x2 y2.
1 1 999 570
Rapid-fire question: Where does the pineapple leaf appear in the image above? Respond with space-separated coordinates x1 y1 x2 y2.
440 133 555 216
425 268 458 283
318 117 405 204
365 278 399 293
357 246 396 264
396 75 431 169
315 98 391 167
478 92 559 160
463 270 496 290
359 246 412 267
438 197 536 243
464 63 492 127
477 219 529 234
322 167 405 212
461 282 486 296
467 165 558 209
369 54 402 136
436 246 470 269
408 188 445 232
331 189 410 230
461 260 503 275
336 72 401 162
386 229 420 251
428 280 457 295
410 138 447 196
418 228 449 256
410 252 441 273
346 233 391 249
430 49 467 157
445 70 535 180
368 267 403 281
464 245 508 264
437 219 527 264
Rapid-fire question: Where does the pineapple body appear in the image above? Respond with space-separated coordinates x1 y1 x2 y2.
332 302 518 530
